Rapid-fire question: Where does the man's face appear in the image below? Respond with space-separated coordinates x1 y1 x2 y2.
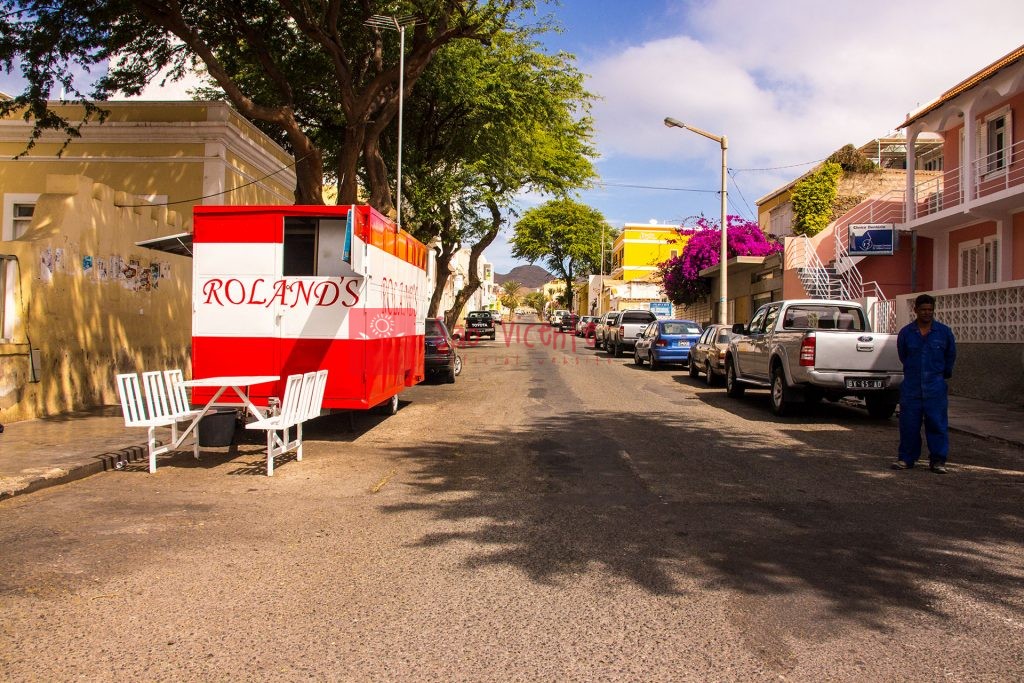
915 303 935 325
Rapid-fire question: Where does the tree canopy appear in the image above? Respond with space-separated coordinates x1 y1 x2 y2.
0 0 542 206
510 198 607 313
396 28 595 326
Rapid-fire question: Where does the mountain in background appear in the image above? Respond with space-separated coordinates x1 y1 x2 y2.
495 264 552 289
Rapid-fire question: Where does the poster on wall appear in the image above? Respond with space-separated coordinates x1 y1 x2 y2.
849 224 895 256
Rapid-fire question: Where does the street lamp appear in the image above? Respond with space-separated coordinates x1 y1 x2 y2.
664 116 729 325
366 14 419 227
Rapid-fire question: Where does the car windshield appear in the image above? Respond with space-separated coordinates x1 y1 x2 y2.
662 322 701 335
782 305 866 331
717 330 732 343
425 319 445 336
467 312 490 320
622 312 654 324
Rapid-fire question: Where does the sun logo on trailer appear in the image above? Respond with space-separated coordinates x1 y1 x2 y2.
369 312 395 337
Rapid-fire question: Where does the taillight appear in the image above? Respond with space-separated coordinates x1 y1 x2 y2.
656 339 668 347
799 334 816 366
436 342 450 353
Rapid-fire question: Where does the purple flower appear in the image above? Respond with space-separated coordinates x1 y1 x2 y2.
657 215 782 305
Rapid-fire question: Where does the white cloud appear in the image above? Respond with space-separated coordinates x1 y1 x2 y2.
585 0 1024 180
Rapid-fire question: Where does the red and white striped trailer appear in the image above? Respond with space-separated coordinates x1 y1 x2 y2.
190 205 429 412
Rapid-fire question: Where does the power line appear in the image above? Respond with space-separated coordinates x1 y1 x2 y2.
598 180 716 193
118 153 311 208
729 158 826 173
727 170 756 221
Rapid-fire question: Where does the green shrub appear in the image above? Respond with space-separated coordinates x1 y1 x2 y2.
792 162 842 236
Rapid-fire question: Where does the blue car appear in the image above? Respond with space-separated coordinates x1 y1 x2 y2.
633 319 703 370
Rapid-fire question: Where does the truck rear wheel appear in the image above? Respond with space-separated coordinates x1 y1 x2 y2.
770 366 792 416
725 359 745 398
865 394 898 419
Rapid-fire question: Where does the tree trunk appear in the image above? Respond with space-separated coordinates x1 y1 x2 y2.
428 241 455 319
288 133 325 204
336 126 365 205
443 200 503 330
363 134 394 217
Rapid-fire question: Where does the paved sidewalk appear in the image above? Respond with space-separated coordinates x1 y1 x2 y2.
2 395 1023 501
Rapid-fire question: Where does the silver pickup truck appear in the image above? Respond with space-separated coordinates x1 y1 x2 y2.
606 309 657 357
725 299 903 418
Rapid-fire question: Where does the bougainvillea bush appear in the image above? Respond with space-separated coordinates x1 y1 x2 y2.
658 215 783 305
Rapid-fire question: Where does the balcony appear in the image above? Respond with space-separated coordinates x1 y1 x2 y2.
907 138 1024 230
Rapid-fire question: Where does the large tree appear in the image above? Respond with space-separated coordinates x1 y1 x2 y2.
394 28 595 328
0 0 539 206
510 198 606 314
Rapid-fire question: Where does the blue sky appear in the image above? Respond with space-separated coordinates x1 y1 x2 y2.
4 0 1024 275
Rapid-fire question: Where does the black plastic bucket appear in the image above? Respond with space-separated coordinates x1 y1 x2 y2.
197 408 237 447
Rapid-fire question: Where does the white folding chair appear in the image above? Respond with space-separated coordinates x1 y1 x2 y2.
245 373 308 476
307 369 328 420
149 370 203 461
118 372 198 473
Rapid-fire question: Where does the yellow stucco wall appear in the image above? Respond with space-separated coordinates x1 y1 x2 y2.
0 101 295 230
0 175 193 422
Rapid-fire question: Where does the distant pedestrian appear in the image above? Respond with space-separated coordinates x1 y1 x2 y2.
893 294 957 473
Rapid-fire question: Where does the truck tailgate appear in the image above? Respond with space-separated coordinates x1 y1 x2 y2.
811 331 901 373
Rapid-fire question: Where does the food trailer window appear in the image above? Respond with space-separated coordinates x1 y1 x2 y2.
283 217 317 276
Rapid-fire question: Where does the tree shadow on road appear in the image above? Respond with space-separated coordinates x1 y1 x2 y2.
378 409 1024 629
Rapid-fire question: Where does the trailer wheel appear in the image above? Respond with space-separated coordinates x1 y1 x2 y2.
378 393 399 416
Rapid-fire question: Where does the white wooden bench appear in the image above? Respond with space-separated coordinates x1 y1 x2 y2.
245 370 327 476
117 372 201 473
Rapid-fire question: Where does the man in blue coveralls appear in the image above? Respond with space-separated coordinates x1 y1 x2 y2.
893 294 957 473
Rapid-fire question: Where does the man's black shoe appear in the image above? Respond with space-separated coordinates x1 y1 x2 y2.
891 461 912 470
930 464 948 474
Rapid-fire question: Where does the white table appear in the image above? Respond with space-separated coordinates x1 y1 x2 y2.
170 375 280 451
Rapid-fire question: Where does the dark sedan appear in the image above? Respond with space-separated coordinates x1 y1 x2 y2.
688 323 733 385
425 318 462 383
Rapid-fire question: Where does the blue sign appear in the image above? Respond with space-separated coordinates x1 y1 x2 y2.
649 302 673 318
849 224 895 255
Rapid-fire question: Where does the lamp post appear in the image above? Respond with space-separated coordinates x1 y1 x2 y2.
366 14 418 227
664 116 729 324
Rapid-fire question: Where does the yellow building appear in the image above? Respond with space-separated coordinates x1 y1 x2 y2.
1 100 295 422
609 222 688 281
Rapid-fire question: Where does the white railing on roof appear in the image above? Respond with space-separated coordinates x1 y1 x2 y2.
972 137 1024 200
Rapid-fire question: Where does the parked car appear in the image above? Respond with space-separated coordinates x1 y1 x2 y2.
576 315 597 337
549 309 570 327
557 312 579 332
725 299 903 417
424 318 462 383
688 324 734 385
634 319 703 369
606 309 657 357
593 311 620 350
488 310 503 325
464 310 496 340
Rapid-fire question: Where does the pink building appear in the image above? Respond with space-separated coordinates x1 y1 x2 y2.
782 45 1024 401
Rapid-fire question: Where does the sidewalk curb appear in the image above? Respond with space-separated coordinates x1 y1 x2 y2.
949 425 1024 450
0 444 147 502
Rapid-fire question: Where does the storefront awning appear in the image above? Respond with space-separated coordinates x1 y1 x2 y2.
135 232 193 257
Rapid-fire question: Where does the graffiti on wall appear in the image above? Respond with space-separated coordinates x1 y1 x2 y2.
38 246 171 292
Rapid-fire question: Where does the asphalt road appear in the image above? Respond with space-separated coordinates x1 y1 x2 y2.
2 322 1023 681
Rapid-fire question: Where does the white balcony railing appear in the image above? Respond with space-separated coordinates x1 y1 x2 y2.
910 138 1024 220
912 165 962 219
972 137 1024 200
